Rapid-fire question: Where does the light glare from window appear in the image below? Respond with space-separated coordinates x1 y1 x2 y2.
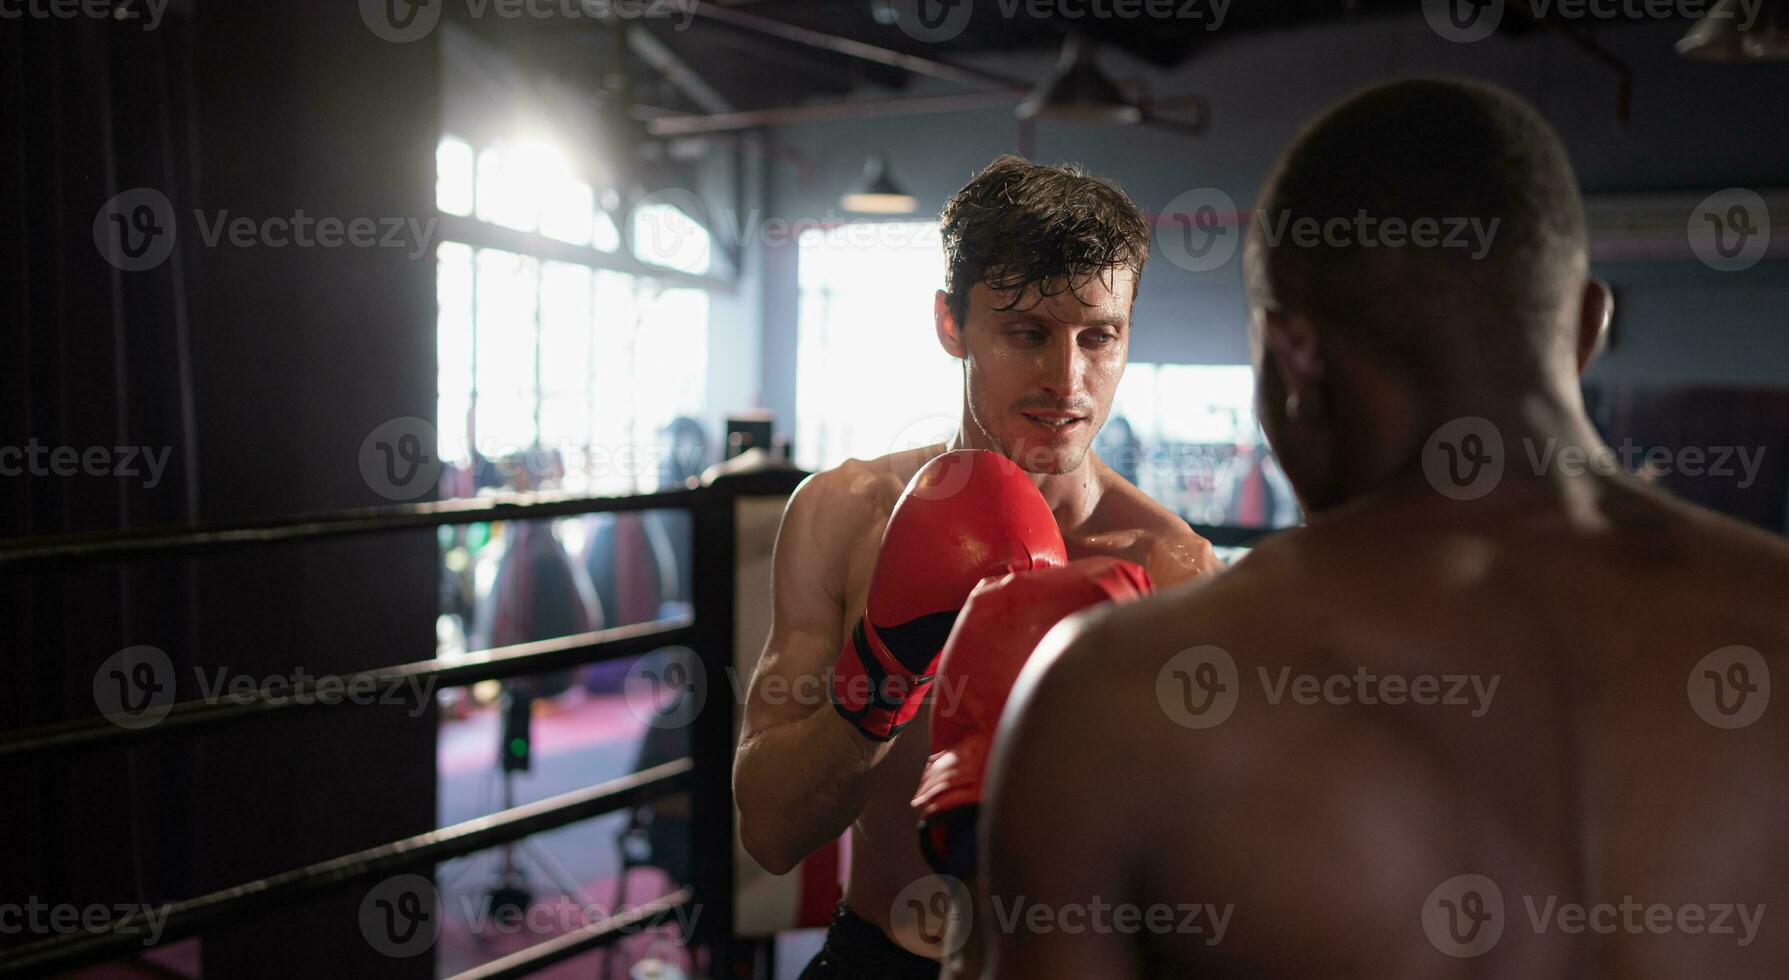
436 136 475 217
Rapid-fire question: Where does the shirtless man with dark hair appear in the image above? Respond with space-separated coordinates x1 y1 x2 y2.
982 79 1789 978
734 156 1218 979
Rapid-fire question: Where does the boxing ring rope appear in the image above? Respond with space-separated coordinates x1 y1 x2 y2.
0 616 697 762
0 487 706 574
0 465 1268 978
0 763 694 977
0 486 1267 576
0 471 802 979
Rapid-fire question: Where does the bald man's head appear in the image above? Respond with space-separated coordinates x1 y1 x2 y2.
1246 79 1590 386
1245 80 1610 512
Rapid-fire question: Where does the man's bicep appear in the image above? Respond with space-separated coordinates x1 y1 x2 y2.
742 475 851 734
981 626 1145 979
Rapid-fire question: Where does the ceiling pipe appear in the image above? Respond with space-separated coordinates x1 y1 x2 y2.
646 89 1028 136
662 7 1204 140
1511 4 1632 125
692 3 1030 90
626 24 734 114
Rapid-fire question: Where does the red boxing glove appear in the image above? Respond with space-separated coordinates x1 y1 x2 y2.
831 450 1067 741
913 556 1153 876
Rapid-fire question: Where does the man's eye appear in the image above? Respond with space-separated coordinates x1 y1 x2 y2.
1012 329 1045 343
1087 333 1117 347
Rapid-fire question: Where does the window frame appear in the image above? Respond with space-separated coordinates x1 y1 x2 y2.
436 133 728 493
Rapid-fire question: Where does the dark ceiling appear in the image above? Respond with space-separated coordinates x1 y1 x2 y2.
444 1 1400 114
443 0 1662 125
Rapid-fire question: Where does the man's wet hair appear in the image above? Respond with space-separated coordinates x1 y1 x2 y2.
940 155 1150 325
1246 79 1589 380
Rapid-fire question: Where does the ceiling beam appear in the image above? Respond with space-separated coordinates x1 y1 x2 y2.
626 25 735 114
692 3 1030 90
646 89 1028 135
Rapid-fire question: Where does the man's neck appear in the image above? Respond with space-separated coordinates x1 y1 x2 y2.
1335 376 1614 511
948 414 1105 532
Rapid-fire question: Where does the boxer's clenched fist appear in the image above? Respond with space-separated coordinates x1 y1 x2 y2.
914 556 1153 876
831 450 1067 741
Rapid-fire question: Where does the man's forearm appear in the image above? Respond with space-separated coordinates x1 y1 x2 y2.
736 705 893 874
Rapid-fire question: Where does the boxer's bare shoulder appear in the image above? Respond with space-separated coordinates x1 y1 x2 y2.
802 447 946 518
1069 463 1219 587
790 455 902 530
749 454 925 733
990 484 1789 977
783 448 944 595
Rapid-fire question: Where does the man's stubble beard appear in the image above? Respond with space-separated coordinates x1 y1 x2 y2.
1022 441 1090 476
978 423 1094 476
964 368 1101 476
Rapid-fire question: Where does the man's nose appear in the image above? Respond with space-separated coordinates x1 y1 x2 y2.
1039 333 1081 398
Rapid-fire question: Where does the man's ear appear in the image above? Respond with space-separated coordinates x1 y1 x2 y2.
1261 309 1323 415
935 290 967 359
1576 279 1613 375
